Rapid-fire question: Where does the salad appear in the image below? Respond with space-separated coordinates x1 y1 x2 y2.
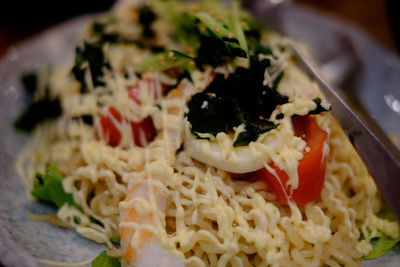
13 0 399 266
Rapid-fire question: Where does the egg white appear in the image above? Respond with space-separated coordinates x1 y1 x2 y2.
184 119 285 173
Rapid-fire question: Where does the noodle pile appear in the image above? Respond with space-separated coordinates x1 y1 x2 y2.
16 0 399 266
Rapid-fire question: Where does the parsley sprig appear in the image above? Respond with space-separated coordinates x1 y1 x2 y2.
32 164 80 210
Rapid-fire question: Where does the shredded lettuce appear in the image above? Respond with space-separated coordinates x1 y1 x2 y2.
364 231 400 260
363 202 400 260
231 0 248 54
31 164 80 209
136 50 192 72
195 11 233 39
146 0 256 69
92 250 120 267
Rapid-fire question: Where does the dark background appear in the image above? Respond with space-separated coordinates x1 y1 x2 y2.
0 0 115 56
0 0 399 57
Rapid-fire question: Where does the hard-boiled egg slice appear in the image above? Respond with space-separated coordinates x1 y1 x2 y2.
184 119 289 173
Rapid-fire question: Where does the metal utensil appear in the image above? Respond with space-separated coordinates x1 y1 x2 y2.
319 36 362 89
292 42 400 222
246 0 400 222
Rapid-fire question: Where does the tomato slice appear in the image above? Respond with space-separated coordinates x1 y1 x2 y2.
128 84 141 104
256 115 328 206
100 79 165 147
99 106 156 148
128 80 169 104
100 107 123 147
131 116 156 147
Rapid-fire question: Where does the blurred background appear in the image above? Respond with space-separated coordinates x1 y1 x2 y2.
0 0 399 58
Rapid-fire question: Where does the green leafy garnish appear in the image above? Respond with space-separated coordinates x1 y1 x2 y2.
136 50 193 72
14 97 62 133
195 11 234 39
195 34 246 68
73 216 81 224
231 0 248 54
241 16 262 42
92 250 120 267
192 6 248 67
170 12 199 46
362 202 399 260
149 0 252 68
364 231 400 260
32 164 80 209
90 216 105 228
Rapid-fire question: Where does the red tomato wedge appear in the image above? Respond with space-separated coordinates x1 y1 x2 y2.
99 106 156 147
256 116 328 206
128 84 141 104
128 80 169 104
130 116 156 147
100 107 123 147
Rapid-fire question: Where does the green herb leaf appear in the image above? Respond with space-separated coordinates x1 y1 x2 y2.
73 216 81 224
231 0 248 54
92 250 120 267
195 33 246 68
136 50 192 72
90 216 105 228
195 11 233 39
148 0 190 43
151 0 260 68
31 164 80 209
241 17 262 42
358 202 398 261
364 231 400 260
170 13 199 46
247 39 273 56
173 67 194 88
14 97 62 133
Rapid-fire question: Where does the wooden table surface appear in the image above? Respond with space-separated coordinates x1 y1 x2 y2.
0 0 397 58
